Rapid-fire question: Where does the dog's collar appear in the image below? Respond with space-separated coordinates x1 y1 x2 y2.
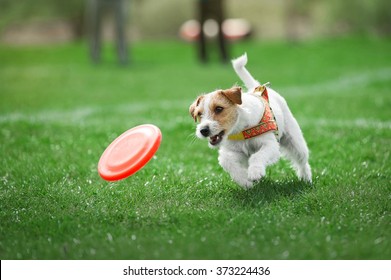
228 84 279 141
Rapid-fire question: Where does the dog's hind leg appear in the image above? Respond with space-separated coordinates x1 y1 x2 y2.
280 132 312 183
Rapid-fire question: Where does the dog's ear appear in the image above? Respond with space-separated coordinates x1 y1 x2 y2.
189 95 204 122
220 87 242 105
189 103 197 122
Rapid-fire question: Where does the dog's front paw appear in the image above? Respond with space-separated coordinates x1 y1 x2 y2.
238 179 254 190
231 176 253 189
248 165 265 182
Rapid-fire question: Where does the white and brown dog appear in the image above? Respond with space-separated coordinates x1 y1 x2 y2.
189 53 312 188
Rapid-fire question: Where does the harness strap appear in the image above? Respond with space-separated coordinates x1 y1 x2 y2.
228 84 279 141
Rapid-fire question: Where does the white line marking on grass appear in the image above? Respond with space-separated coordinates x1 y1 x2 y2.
0 107 97 125
281 68 391 96
1 68 390 128
0 101 189 126
299 118 391 130
1 106 389 131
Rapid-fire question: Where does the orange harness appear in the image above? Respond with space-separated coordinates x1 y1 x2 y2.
228 84 279 141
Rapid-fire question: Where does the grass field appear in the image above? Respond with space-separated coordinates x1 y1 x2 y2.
0 37 390 260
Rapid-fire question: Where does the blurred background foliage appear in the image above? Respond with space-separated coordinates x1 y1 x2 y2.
0 0 389 44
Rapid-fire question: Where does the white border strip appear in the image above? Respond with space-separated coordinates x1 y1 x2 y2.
2 260 390 280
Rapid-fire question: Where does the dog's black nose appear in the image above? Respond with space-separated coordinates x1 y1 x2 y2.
200 127 210 137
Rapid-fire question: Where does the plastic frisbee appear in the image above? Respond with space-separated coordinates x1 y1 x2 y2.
98 124 162 181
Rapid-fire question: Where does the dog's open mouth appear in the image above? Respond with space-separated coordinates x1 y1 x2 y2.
209 131 225 146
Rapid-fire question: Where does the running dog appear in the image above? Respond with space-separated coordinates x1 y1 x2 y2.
189 53 312 188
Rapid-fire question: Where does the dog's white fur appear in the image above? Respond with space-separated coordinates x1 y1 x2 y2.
190 53 312 188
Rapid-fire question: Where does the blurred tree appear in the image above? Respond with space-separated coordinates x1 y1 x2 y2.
0 0 389 41
53 0 86 39
329 0 391 36
0 0 85 40
374 0 391 35
284 0 314 41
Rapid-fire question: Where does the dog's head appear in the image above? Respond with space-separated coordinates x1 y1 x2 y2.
189 86 242 148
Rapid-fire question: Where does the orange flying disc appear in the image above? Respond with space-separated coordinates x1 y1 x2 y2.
98 124 162 181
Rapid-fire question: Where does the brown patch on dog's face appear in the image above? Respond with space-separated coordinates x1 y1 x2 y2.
190 87 242 147
208 87 241 133
189 95 204 122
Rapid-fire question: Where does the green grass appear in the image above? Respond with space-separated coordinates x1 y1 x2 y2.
0 37 390 260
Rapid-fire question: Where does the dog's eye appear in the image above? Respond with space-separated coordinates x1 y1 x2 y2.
197 112 202 122
214 106 224 114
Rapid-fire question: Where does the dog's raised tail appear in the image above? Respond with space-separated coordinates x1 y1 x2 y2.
231 53 259 89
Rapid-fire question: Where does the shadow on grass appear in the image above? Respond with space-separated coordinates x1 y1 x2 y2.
230 178 313 208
